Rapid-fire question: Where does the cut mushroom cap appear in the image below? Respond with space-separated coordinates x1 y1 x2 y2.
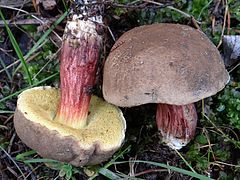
14 2 127 165
14 87 126 166
103 23 230 107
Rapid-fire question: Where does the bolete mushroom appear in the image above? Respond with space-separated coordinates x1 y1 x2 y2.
14 3 126 166
103 23 229 149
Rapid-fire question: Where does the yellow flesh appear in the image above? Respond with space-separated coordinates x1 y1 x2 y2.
17 87 126 151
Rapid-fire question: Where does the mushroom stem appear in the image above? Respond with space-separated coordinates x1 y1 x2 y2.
156 103 197 149
54 17 102 129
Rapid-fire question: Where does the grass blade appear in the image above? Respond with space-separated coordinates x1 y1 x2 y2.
0 110 14 114
174 149 196 173
0 57 12 81
0 146 26 179
0 72 58 103
24 11 68 60
13 10 68 75
0 9 33 85
61 0 68 11
23 158 59 164
98 168 121 179
112 160 212 180
16 150 36 161
89 146 131 180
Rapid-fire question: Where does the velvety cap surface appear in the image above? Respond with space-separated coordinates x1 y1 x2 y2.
103 23 229 106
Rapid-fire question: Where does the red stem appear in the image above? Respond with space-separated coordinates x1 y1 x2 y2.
55 20 102 129
156 103 197 148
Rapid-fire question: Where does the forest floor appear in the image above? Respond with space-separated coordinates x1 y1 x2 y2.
0 0 240 179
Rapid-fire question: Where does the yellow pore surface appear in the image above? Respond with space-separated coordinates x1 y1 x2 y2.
17 87 126 151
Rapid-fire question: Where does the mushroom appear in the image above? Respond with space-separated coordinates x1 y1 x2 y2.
102 23 229 149
14 5 126 166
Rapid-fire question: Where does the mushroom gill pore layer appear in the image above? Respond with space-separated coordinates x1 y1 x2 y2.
14 87 126 166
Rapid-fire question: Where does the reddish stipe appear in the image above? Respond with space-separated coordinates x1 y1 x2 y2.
55 21 102 129
156 103 197 148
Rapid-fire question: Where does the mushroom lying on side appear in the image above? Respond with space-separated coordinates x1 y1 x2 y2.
103 23 229 149
14 6 126 166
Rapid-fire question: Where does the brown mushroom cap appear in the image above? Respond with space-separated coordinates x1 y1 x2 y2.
103 23 229 107
14 87 126 166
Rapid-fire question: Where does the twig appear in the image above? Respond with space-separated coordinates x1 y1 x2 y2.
16 0 30 17
217 125 239 141
134 168 168 177
0 0 31 8
211 16 215 35
214 161 240 168
198 0 213 21
198 144 216 149
0 57 12 82
129 157 137 176
32 48 61 80
229 61 240 73
0 44 44 74
211 0 221 35
213 0 221 14
143 0 201 24
191 17 201 30
203 114 240 149
0 18 57 27
203 128 216 161
0 161 9 179
0 146 26 179
19 164 43 179
111 1 174 9
174 149 197 174
107 26 116 42
0 125 8 130
0 5 62 41
73 0 172 9
227 10 231 34
7 133 16 154
128 156 169 177
6 166 19 178
0 5 43 23
217 0 228 48
111 2 148 9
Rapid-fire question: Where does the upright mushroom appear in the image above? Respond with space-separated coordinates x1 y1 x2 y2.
103 23 229 149
14 1 126 166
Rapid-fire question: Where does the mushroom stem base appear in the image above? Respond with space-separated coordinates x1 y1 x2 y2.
54 95 90 129
156 103 197 149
